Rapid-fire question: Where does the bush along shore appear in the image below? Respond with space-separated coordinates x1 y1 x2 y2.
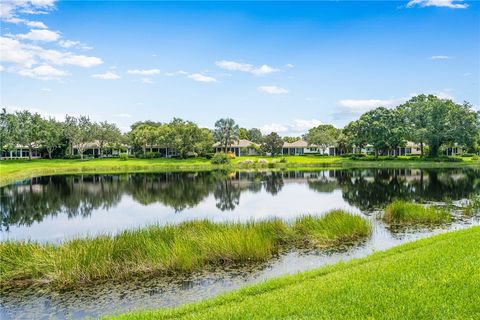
0 210 370 291
383 200 451 224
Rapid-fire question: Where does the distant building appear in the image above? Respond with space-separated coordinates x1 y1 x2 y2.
213 139 260 156
1 144 41 159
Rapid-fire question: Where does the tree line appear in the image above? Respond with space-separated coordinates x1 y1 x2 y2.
1 94 478 159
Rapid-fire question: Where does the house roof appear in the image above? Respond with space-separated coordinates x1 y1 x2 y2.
282 140 310 148
213 139 259 148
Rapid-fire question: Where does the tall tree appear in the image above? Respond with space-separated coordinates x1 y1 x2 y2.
305 124 341 155
63 115 80 156
168 118 203 158
399 95 479 157
94 121 122 156
261 132 284 156
40 118 62 159
76 116 95 159
0 108 16 156
239 127 249 140
214 118 239 153
14 110 43 160
247 128 263 143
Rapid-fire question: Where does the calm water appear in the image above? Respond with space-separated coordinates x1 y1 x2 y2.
1 168 479 319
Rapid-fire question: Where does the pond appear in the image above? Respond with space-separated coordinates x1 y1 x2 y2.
1 168 480 319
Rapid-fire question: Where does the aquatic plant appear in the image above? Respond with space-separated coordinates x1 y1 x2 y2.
383 200 450 224
0 211 371 290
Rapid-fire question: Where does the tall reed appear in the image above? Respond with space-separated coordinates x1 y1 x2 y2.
0 211 371 290
383 200 450 224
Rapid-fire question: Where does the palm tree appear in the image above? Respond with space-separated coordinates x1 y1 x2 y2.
214 118 239 153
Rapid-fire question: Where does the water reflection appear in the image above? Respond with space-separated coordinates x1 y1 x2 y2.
1 168 479 239
1 168 480 319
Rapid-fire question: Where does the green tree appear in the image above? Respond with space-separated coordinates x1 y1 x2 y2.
283 136 300 143
261 132 284 156
399 95 479 157
247 128 263 143
94 121 122 156
63 115 81 156
76 116 96 159
239 128 249 140
0 108 17 156
195 128 214 156
14 110 43 160
357 107 394 156
305 124 341 154
214 118 239 152
40 118 62 159
168 118 203 158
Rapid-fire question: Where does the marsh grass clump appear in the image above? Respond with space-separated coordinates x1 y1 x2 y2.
294 210 371 247
0 211 370 290
383 200 450 224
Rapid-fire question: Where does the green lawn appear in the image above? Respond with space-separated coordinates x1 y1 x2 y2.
1 156 478 187
109 226 480 320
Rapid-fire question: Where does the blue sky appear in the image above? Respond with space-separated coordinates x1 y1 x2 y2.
1 0 478 134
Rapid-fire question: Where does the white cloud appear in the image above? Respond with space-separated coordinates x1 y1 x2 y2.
165 70 188 76
0 0 56 28
285 63 294 68
260 119 323 135
58 39 92 50
260 123 289 134
251 64 279 76
188 73 217 83
41 87 52 92
0 65 4 72
127 69 161 76
141 78 154 84
434 89 454 100
0 36 37 67
338 97 407 113
18 64 68 80
18 29 60 42
258 85 289 94
430 55 451 60
215 60 279 76
407 0 468 9
92 71 120 80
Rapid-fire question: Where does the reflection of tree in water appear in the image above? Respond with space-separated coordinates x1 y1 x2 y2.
0 175 122 231
4 168 477 229
214 179 242 211
306 168 480 211
127 172 220 212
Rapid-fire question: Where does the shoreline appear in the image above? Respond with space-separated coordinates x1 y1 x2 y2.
1 156 479 187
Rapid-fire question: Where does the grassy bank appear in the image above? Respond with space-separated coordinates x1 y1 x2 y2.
1 156 479 187
383 200 451 224
109 226 480 320
0 211 370 290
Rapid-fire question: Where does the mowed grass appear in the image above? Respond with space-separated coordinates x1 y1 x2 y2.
0 211 370 290
108 226 480 320
383 200 451 224
1 156 477 187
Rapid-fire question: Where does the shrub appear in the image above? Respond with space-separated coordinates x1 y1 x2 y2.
143 152 159 159
119 153 129 161
211 152 231 165
383 200 450 224
63 154 81 160
238 159 254 167
472 155 480 161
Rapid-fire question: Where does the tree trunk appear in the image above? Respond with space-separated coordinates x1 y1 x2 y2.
48 149 52 159
429 143 440 157
420 142 424 157
28 146 32 160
